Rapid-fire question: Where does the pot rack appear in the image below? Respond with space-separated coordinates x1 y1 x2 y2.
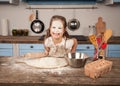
26 5 98 9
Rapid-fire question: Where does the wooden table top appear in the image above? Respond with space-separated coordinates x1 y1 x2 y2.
0 36 120 44
0 57 120 86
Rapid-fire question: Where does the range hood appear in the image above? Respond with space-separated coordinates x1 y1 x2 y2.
0 0 19 5
105 0 120 5
24 0 97 9
23 0 97 5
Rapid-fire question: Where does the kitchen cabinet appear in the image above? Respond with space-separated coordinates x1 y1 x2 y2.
107 44 120 57
0 0 19 5
76 44 94 57
105 0 120 5
19 44 44 56
0 43 13 56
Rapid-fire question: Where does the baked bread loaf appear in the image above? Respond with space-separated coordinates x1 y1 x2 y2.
84 59 112 79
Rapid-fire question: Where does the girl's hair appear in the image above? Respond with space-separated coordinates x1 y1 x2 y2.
45 15 69 39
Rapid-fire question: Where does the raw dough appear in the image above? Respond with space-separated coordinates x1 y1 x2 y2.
23 57 68 69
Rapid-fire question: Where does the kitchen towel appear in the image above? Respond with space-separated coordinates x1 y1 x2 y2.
0 19 9 36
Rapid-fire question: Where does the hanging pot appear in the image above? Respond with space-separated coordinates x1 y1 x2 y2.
30 10 44 34
68 19 80 31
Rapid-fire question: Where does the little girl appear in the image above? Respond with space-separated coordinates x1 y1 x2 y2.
24 15 77 58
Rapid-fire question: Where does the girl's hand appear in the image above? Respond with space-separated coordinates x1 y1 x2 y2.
23 52 48 58
71 38 78 53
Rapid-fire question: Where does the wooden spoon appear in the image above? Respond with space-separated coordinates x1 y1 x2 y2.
29 13 35 22
103 29 112 43
89 34 98 49
94 29 112 58
96 29 112 49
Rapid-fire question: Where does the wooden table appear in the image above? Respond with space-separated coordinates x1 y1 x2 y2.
0 57 120 86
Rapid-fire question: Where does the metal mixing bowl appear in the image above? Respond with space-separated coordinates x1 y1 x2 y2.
66 52 88 68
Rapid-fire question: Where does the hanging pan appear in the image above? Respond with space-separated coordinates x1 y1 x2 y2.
68 19 80 31
68 9 80 31
30 10 44 34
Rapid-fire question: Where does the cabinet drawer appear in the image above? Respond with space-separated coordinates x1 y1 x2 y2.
19 44 45 56
108 44 120 57
77 44 94 50
108 44 120 50
19 44 44 49
0 49 13 56
0 43 13 48
0 43 13 56
20 49 44 55
76 50 94 57
108 51 120 57
76 44 94 57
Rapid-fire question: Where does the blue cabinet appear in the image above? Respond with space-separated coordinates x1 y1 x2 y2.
19 44 95 57
19 44 44 55
0 43 13 56
76 44 94 57
108 44 120 57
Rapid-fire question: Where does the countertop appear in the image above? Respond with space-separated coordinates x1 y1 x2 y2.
0 36 120 44
0 57 120 86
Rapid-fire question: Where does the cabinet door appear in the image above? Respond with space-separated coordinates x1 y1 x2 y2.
19 44 44 55
76 44 94 57
108 44 120 57
0 43 13 56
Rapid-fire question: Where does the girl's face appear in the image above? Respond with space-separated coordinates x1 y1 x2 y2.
50 20 64 39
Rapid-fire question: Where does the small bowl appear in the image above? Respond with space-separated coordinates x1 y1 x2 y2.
66 52 88 68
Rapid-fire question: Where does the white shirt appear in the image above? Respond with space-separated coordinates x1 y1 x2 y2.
44 37 74 57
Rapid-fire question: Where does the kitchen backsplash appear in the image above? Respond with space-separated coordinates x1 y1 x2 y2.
0 1 120 36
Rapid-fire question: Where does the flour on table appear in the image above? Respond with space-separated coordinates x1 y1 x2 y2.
23 57 68 69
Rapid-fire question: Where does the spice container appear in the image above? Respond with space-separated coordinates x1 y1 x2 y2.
12 29 29 36
12 29 17 36
23 29 29 36
17 29 24 36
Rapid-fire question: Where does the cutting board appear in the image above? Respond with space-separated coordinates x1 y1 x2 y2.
96 17 106 35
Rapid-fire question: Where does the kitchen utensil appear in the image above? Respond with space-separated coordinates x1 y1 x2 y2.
29 12 35 22
89 34 98 49
97 29 112 51
94 29 112 59
104 29 112 43
88 26 98 49
30 10 44 34
66 52 88 68
68 19 80 31
95 17 106 36
68 9 80 31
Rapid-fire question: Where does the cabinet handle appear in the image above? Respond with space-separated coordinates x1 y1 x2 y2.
30 45 34 48
86 46 90 49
